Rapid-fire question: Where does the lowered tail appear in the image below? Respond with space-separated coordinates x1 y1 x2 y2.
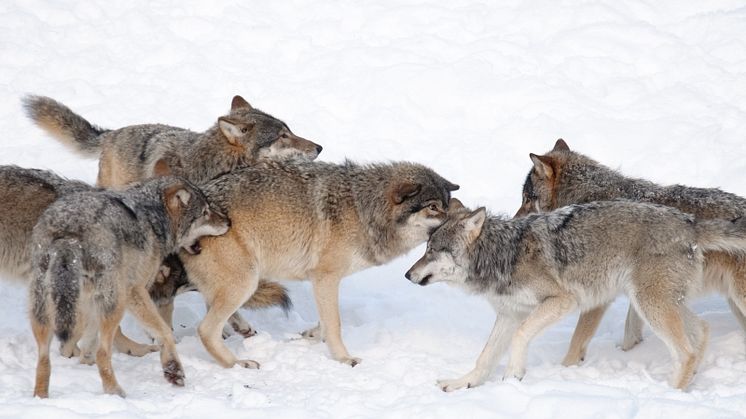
23 95 108 157
47 240 83 345
243 280 293 313
695 217 746 254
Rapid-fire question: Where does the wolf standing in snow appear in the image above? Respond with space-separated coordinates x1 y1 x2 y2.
517 139 746 366
30 177 229 398
402 199 746 390
24 94 306 340
179 160 459 368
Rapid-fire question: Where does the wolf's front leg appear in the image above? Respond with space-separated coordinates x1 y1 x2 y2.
438 312 519 392
503 294 577 380
311 275 359 366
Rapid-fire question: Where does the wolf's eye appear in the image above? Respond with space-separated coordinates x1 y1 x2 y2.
240 127 248 133
428 203 438 212
281 133 289 139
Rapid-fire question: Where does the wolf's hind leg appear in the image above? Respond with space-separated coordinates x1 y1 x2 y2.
563 303 608 366
621 305 645 351
32 317 53 398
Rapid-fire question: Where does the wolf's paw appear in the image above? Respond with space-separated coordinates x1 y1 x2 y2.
104 384 126 398
233 325 257 338
621 336 643 351
337 357 362 367
126 343 160 357
301 325 322 341
164 360 185 386
502 367 525 381
561 353 584 367
237 359 260 369
79 351 96 365
60 343 79 358
437 377 474 392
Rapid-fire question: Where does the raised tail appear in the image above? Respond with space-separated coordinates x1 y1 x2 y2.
47 240 84 345
23 95 108 157
243 280 292 313
695 216 746 254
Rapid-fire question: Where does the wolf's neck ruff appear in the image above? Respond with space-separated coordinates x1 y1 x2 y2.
466 215 528 295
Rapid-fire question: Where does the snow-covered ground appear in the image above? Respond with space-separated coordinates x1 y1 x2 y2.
2 0 746 417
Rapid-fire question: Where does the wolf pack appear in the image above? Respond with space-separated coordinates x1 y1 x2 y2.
2 94 744 398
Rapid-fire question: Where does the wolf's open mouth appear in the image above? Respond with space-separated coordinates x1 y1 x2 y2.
185 240 202 255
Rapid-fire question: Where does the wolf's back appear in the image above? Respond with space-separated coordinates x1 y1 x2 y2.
23 95 109 157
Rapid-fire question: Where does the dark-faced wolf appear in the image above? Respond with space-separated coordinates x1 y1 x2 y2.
30 177 229 398
180 159 459 368
518 139 746 366
404 199 746 390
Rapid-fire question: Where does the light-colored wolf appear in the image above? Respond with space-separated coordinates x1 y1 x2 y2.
517 139 746 366
179 159 459 368
30 176 230 398
24 94 304 338
403 199 746 390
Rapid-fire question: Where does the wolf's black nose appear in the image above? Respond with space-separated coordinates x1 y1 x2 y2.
405 271 411 280
316 144 323 154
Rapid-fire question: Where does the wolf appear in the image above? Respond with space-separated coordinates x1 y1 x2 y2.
23 94 323 188
29 176 230 398
403 198 746 390
517 139 746 366
24 94 301 336
178 159 459 368
0 166 280 358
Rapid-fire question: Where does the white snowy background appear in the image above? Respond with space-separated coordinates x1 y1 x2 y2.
1 1 746 417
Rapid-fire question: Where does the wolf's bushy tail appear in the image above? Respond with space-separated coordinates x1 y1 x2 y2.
47 240 84 344
695 217 746 254
23 95 108 157
242 280 292 314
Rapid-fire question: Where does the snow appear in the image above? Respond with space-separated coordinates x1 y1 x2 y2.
2 0 746 417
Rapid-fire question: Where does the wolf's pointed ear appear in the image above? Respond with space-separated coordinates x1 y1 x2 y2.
231 95 252 111
165 184 192 215
390 182 422 205
154 159 172 177
218 117 253 146
448 197 465 211
553 138 570 152
529 153 554 179
446 181 460 191
462 207 486 242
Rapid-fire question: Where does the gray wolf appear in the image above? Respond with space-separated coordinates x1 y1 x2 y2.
518 139 746 366
0 165 285 359
23 94 323 187
179 159 459 368
403 199 746 390
30 176 230 398
24 95 299 336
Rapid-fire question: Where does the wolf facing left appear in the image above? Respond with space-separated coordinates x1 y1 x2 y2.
517 139 746 366
29 176 230 398
402 199 746 391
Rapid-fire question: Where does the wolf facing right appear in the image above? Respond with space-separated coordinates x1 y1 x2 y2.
30 176 230 398
517 139 746 366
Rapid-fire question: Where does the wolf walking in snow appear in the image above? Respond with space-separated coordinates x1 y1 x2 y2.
30 177 230 398
517 139 746 366
178 159 459 368
24 94 305 338
402 199 739 390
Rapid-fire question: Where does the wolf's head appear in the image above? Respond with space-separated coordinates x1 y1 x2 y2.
406 200 484 286
514 138 572 217
385 164 460 247
217 95 322 163
162 178 230 255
